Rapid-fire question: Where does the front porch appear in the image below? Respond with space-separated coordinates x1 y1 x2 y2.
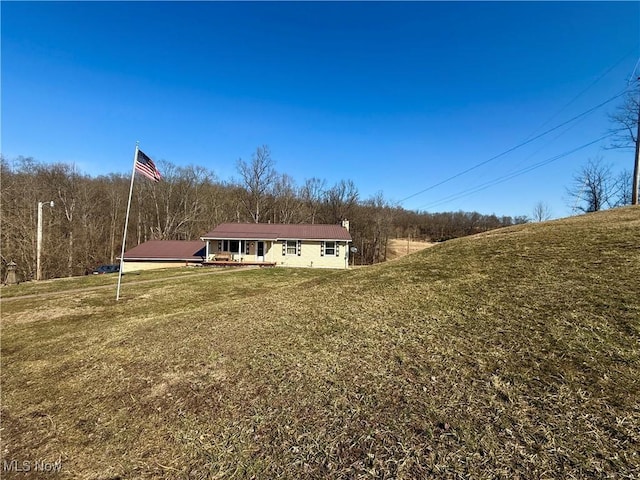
202 258 276 267
204 239 274 265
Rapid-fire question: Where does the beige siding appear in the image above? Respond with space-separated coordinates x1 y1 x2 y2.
123 261 198 273
269 240 349 269
204 239 349 268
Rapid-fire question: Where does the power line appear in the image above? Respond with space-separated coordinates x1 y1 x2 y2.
523 50 635 142
398 87 632 204
417 133 614 210
503 99 597 176
474 55 634 184
628 56 640 84
415 133 615 211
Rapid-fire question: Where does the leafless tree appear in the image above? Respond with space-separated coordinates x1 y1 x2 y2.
608 84 639 150
40 163 82 277
566 157 619 213
96 174 128 263
1 156 40 280
272 174 302 224
608 80 639 203
360 192 393 263
236 145 277 223
613 169 633 207
146 162 215 240
323 179 359 223
300 177 326 224
532 201 552 222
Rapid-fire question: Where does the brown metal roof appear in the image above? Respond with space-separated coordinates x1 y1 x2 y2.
201 223 352 241
122 240 206 261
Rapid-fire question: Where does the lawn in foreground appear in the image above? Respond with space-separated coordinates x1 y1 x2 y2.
1 207 639 479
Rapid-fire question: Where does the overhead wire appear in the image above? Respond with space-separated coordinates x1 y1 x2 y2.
396 55 639 211
497 91 601 175
416 133 615 211
458 56 634 191
628 56 640 84
398 86 633 205
523 49 636 142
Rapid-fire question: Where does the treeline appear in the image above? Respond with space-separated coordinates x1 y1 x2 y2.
1 148 527 281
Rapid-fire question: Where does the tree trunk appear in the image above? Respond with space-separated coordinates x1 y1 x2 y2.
68 230 74 277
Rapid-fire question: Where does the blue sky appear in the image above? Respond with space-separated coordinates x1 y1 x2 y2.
2 1 639 219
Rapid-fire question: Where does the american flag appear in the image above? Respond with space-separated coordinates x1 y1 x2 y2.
135 149 161 182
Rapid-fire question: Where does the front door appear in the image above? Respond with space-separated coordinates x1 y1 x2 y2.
257 241 265 262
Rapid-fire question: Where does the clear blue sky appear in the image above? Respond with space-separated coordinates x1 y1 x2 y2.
2 1 639 219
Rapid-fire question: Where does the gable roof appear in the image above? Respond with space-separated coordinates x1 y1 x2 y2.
201 223 352 241
122 240 206 261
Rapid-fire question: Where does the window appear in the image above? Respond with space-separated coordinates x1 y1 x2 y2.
325 241 335 256
221 240 240 253
286 240 297 255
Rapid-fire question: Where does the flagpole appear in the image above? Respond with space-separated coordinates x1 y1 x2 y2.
116 142 139 301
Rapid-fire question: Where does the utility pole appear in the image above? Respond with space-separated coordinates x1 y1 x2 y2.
36 201 54 281
633 78 640 205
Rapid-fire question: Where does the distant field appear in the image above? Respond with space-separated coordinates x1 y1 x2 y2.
386 237 434 260
1 207 639 479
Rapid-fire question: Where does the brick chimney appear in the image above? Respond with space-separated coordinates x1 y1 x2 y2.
341 219 350 231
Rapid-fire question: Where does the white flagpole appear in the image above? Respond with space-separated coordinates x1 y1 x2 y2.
116 142 139 301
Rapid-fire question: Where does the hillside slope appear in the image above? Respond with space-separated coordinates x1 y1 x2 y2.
2 207 639 479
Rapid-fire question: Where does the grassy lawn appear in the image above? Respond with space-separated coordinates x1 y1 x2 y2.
1 207 639 479
0 266 221 299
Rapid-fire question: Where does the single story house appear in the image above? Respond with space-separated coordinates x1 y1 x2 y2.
121 240 206 272
200 220 352 269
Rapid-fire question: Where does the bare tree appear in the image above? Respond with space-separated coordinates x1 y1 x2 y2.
0 156 41 280
362 192 393 263
272 173 302 224
532 201 552 222
323 179 359 223
197 181 237 230
98 174 128 263
42 163 82 277
608 84 639 150
146 162 215 240
566 157 619 213
608 80 639 204
236 145 277 223
613 169 633 207
300 177 326 224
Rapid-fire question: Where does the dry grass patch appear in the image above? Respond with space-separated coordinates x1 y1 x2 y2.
0 266 227 300
2 207 639 479
385 237 435 261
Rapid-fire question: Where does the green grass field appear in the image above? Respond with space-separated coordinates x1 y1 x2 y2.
2 207 639 479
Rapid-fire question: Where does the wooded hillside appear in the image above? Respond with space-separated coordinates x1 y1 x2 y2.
1 152 527 280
